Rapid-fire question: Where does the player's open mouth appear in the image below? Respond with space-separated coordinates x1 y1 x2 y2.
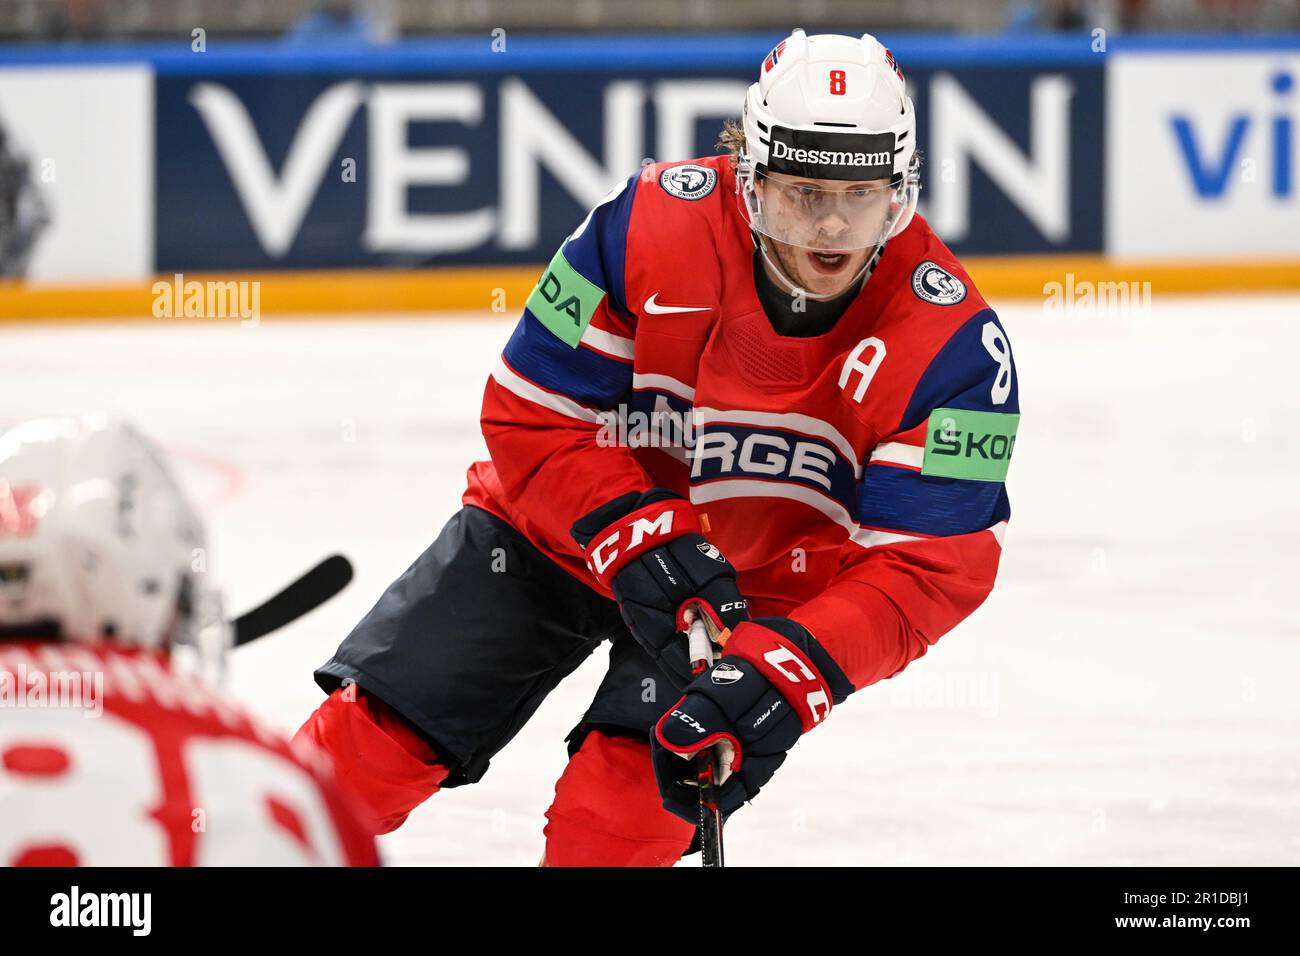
807 250 849 275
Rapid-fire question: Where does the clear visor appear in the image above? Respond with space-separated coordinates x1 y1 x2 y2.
170 583 231 688
740 163 919 252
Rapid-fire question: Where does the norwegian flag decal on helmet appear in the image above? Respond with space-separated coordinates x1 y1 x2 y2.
763 39 786 73
884 46 904 82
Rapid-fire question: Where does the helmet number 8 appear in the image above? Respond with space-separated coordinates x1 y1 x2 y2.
829 70 846 95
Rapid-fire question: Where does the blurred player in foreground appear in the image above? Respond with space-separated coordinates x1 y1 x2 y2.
0 416 376 866
299 29 1020 865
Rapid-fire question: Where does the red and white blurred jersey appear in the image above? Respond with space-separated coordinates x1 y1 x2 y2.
0 641 378 866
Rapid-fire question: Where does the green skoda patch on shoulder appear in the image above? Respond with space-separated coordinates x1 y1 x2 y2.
525 246 607 347
922 407 1019 482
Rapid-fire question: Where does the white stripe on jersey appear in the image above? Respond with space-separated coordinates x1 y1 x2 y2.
858 518 1006 551
868 442 925 469
633 373 696 402
580 324 635 360
491 357 603 424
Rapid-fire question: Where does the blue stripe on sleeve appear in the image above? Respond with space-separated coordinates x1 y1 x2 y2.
856 464 1010 537
502 310 632 408
899 308 1019 433
560 173 638 318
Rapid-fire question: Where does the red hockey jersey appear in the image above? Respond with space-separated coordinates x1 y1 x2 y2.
464 154 1019 690
0 641 378 866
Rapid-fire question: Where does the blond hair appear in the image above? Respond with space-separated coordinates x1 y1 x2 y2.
716 119 746 167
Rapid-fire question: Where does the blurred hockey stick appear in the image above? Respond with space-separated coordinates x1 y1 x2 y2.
232 554 354 646
683 606 726 868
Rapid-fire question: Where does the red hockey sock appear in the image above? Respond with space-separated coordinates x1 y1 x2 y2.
542 731 696 867
294 687 450 835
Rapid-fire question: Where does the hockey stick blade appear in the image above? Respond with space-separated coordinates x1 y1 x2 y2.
232 554 354 646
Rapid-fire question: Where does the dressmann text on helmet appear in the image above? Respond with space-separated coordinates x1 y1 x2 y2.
766 128 898 181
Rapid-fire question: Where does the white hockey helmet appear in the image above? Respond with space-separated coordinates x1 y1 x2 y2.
0 416 225 666
738 30 921 279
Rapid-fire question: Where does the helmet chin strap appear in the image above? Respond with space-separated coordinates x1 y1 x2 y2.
753 229 882 303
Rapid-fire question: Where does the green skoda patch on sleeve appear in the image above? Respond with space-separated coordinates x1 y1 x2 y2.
524 245 607 347
922 407 1019 482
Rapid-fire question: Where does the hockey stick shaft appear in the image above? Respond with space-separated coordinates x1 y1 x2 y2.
231 554 354 646
685 610 725 868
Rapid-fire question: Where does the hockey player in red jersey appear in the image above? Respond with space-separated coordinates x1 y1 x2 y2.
0 417 378 866
299 29 1019 864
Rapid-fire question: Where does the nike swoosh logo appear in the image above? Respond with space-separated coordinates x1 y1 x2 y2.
643 293 712 315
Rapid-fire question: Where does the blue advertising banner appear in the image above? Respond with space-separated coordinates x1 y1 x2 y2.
142 35 1112 270
8 32 1300 283
46 33 1289 279
150 48 1105 270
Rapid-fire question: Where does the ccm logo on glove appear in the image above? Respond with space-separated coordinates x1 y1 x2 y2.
584 498 699 585
762 646 831 725
650 617 854 822
725 624 834 732
571 489 750 689
667 708 709 735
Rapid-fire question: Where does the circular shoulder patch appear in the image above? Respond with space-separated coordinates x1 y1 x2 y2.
659 163 717 201
910 260 967 306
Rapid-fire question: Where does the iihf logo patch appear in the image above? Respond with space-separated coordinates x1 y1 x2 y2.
911 260 967 306
696 541 725 562
659 164 717 201
711 663 743 685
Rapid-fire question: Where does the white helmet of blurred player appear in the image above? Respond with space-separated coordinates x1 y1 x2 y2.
738 29 921 298
0 416 227 675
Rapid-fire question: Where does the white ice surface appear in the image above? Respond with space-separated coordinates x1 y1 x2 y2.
1 294 1297 866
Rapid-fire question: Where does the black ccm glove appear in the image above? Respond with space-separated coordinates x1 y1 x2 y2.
571 489 749 688
651 617 854 822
